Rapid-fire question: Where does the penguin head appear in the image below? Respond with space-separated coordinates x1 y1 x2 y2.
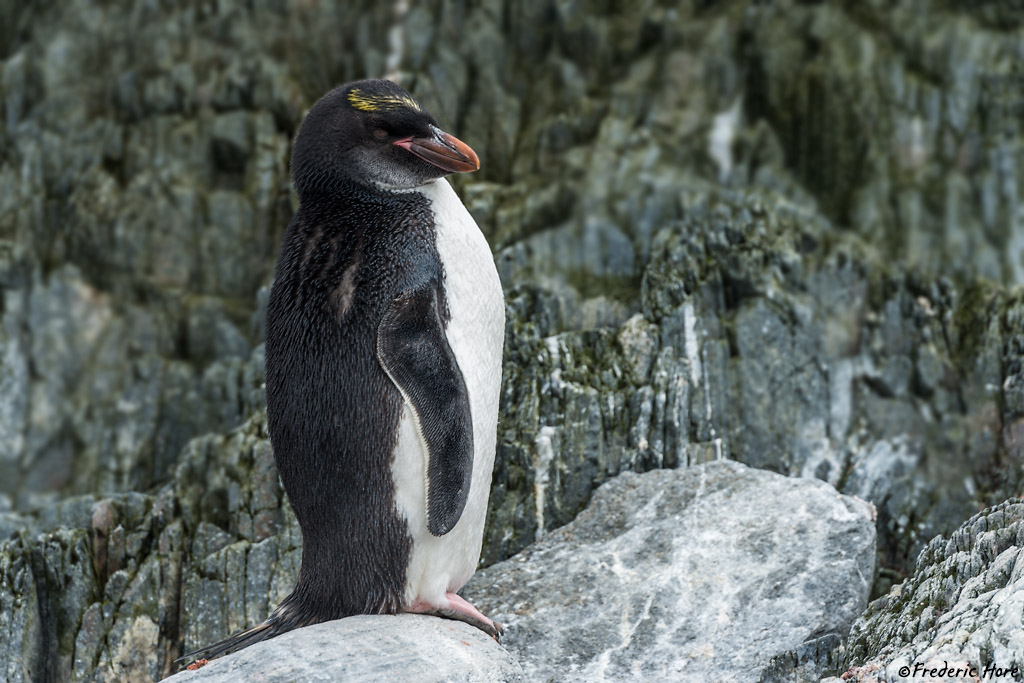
291 79 480 196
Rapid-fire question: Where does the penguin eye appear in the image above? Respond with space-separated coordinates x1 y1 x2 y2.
373 128 389 140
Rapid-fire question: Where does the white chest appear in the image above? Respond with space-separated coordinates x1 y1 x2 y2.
390 178 505 604
427 179 505 387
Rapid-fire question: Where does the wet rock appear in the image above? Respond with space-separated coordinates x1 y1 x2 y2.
165 615 524 683
463 461 876 682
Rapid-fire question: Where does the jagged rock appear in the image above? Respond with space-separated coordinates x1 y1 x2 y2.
742 1 1024 284
0 411 293 683
173 413 302 656
838 499 1024 682
490 194 1019 595
0 0 376 505
164 615 524 683
463 460 876 683
0 263 267 506
0 489 183 683
759 633 846 683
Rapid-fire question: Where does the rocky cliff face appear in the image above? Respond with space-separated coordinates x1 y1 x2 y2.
839 499 1024 682
1 0 1022 681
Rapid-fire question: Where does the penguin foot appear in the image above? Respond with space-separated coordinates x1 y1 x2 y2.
408 593 504 641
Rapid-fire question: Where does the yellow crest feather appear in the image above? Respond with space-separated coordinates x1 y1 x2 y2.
347 88 421 113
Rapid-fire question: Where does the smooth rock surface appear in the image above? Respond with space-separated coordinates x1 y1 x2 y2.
164 615 523 683
463 460 876 683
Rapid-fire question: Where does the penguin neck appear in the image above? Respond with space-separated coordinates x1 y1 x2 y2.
289 178 438 265
371 178 442 194
294 175 435 207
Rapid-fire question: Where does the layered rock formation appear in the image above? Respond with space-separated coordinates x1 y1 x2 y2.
839 500 1024 683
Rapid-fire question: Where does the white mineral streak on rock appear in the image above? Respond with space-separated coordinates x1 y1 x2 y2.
384 0 409 81
709 98 742 182
682 301 701 388
533 425 557 538
464 461 876 682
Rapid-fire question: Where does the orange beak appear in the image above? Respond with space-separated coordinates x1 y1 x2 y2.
394 125 480 174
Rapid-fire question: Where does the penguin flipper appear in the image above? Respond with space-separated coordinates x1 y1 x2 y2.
377 284 473 537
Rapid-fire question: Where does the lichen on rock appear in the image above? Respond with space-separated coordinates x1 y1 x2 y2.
838 499 1024 681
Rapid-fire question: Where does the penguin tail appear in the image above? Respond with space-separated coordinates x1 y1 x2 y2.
175 604 295 666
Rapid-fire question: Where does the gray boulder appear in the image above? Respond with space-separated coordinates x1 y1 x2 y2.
463 460 876 683
164 615 523 683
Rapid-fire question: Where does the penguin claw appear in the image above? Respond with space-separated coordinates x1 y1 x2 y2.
408 593 503 642
429 606 502 641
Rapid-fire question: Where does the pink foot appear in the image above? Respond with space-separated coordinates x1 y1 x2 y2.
407 592 504 640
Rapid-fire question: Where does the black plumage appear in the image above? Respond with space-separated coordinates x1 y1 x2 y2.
179 79 482 663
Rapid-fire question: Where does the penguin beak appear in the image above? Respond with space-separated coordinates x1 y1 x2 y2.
394 125 480 173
